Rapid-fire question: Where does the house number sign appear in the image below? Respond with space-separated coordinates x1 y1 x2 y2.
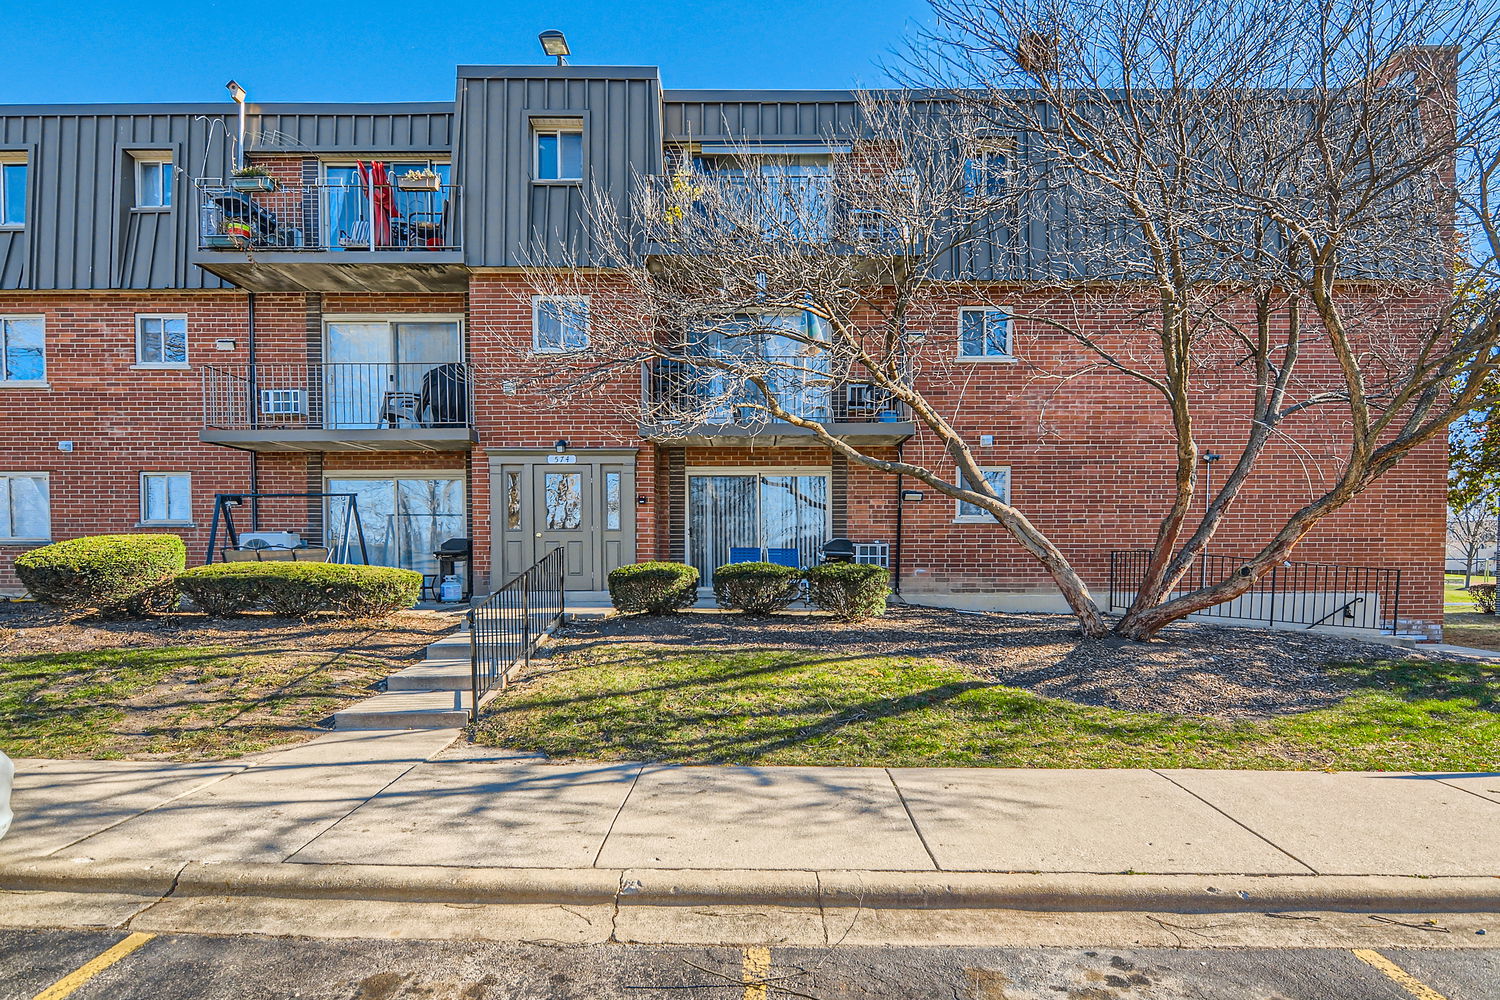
546 454 577 464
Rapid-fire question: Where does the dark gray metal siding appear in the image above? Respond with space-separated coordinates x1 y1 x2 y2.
663 92 863 142
455 67 663 267
0 102 454 290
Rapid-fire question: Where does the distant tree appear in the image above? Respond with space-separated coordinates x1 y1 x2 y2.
1448 500 1497 585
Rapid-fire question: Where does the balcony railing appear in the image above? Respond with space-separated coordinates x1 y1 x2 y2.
203 362 472 431
643 356 911 427
196 179 461 253
639 173 911 247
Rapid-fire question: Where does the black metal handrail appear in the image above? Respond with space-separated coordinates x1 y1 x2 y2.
1107 549 1402 633
468 547 566 721
644 356 912 425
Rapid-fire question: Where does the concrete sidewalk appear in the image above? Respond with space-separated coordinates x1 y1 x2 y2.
4 730 1498 880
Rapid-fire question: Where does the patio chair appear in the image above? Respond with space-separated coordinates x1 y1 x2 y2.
379 391 422 428
728 547 761 564
766 547 800 569
338 220 372 249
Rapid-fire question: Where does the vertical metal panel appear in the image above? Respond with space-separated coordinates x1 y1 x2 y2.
455 67 662 267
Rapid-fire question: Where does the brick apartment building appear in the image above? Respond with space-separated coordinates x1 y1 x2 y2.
0 60 1447 632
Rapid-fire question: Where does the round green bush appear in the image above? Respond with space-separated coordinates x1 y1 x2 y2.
712 562 803 615
804 563 891 620
177 562 423 618
1469 583 1497 615
608 561 699 614
15 534 187 615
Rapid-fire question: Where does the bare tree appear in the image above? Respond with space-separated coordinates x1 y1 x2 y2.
517 0 1500 640
1449 501 1497 586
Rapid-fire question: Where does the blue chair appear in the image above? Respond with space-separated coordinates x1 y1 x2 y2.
766 547 800 569
729 546 762 563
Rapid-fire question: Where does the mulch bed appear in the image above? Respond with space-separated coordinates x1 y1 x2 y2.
0 601 459 662
559 605 1443 720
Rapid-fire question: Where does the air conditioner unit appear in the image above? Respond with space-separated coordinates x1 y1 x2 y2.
260 388 307 416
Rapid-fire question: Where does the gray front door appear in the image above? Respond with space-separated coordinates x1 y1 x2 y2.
491 450 636 591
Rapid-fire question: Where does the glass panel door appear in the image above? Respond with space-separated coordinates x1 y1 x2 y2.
325 321 392 429
687 472 828 584
326 478 397 565
326 476 465 578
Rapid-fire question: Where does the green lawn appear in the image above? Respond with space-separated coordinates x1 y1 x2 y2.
1445 574 1495 607
0 645 389 759
473 645 1500 771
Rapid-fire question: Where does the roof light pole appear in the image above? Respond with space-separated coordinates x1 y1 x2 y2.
226 80 247 171
538 30 570 66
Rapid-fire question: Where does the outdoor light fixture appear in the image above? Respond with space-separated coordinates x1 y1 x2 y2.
226 79 248 171
554 439 569 452
539 30 570 65
901 490 926 502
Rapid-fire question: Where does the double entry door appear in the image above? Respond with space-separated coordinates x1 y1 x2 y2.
492 451 636 592
687 471 830 585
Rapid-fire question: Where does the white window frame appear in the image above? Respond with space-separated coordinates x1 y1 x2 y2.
139 472 193 526
532 120 584 182
0 154 26 229
0 314 46 386
954 466 1012 523
956 307 1016 361
531 296 591 353
133 154 173 209
134 313 189 369
964 137 1014 198
0 472 51 543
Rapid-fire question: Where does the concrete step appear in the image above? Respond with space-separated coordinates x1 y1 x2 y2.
387 659 472 692
332 690 471 730
425 637 471 659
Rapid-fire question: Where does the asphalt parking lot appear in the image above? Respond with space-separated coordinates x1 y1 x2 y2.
3 928 1497 999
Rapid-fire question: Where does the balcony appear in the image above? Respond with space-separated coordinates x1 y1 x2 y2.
638 173 913 255
201 362 475 452
641 357 916 446
192 179 466 292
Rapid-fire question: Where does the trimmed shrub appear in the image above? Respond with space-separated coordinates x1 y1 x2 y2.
608 561 699 614
1469 583 1498 615
15 534 187 615
804 563 891 620
177 562 423 618
712 562 803 615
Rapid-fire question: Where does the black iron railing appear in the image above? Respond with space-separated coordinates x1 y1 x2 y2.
197 179 461 252
1107 549 1402 632
644 357 912 426
468 547 566 721
202 361 472 432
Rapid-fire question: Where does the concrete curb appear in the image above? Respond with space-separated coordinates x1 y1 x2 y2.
5 861 1500 914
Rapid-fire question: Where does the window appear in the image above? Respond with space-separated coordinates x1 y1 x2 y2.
0 160 25 226
533 121 583 181
1 315 45 383
545 472 583 529
964 138 1012 198
141 473 191 525
0 473 49 541
136 314 188 367
135 156 173 208
604 471 621 530
533 297 590 353
955 467 1011 522
958 307 1013 359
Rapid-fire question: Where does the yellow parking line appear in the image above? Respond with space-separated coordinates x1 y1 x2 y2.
742 946 772 1000
30 932 156 1000
1353 949 1449 1000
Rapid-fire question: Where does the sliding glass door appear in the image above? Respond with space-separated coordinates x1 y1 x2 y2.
326 476 465 579
687 472 829 584
323 319 462 429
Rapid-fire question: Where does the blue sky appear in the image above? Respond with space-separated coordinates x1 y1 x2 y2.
1 0 935 105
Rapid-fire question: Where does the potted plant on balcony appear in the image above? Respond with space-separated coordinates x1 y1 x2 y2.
397 168 441 192
229 165 278 193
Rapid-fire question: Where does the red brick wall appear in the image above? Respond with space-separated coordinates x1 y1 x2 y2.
0 278 1447 629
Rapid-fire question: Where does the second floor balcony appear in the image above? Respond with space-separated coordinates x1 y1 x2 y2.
192 178 466 293
641 356 915 446
201 362 475 452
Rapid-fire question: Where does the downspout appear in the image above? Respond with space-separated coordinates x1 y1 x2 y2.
892 439 905 596
246 291 259 530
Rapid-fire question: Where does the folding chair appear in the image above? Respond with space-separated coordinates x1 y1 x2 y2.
728 546 762 564
766 547 800 569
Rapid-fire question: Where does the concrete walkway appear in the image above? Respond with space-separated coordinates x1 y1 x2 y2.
4 731 1498 878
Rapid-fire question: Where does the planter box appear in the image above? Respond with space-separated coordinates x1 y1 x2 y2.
397 176 441 192
229 175 278 193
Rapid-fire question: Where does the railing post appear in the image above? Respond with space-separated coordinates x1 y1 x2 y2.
467 606 480 725
1266 566 1278 626
520 571 532 681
